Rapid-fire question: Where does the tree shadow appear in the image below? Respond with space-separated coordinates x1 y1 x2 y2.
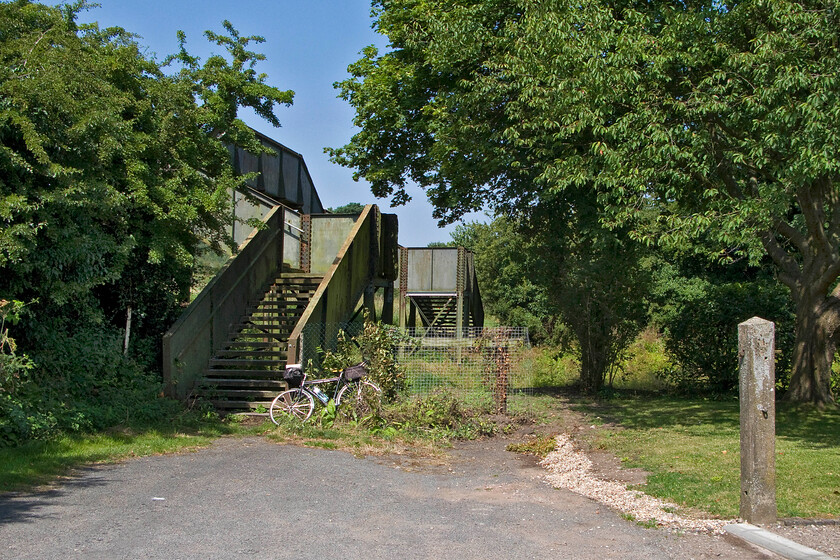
0 466 113 526
557 389 840 450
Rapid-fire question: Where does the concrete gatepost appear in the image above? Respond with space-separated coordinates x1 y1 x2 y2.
738 317 776 524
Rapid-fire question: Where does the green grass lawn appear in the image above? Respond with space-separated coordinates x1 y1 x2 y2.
576 396 840 519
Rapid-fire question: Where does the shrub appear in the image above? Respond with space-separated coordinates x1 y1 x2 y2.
519 346 579 389
319 314 408 402
657 280 794 394
0 316 175 447
381 392 498 440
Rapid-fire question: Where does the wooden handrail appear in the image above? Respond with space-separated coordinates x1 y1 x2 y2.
286 205 378 365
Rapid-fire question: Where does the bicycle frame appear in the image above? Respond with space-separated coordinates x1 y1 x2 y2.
270 363 381 424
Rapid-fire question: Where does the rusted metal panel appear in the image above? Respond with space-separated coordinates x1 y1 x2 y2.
260 146 281 198
407 249 433 292
283 211 301 269
228 130 323 214
282 151 299 205
406 248 459 293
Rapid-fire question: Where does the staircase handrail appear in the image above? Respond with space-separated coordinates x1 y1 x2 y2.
162 205 294 398
286 205 381 365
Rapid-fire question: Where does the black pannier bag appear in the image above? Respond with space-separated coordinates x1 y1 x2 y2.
342 362 367 382
284 365 304 388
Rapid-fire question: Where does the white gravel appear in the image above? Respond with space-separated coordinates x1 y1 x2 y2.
540 434 734 534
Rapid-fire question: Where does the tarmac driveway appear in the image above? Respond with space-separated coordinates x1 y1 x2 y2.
0 436 767 559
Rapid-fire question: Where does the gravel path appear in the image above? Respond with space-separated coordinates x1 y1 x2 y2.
541 434 732 533
0 435 771 559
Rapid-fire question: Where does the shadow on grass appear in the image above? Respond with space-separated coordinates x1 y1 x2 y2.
558 388 840 449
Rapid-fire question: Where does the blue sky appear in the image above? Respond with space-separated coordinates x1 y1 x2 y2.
67 0 485 246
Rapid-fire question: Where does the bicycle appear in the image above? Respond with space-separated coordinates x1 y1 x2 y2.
269 362 381 423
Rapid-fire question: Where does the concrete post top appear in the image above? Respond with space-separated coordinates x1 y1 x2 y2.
740 316 775 328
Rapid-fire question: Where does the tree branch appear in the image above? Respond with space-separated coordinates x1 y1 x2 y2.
759 230 801 289
797 183 830 256
774 219 809 256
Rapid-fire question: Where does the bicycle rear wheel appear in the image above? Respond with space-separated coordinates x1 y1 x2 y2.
336 380 381 417
270 388 315 423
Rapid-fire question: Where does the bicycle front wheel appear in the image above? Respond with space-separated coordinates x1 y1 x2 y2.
336 380 381 414
270 388 315 423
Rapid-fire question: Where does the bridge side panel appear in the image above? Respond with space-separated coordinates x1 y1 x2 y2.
163 206 288 399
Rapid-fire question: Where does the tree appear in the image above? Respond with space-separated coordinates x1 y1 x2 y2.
450 217 554 341
0 1 292 345
332 0 840 405
327 202 366 214
452 204 651 392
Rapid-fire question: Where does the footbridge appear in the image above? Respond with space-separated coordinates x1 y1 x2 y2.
162 134 483 411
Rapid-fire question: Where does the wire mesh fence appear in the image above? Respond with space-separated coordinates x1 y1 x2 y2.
299 323 536 413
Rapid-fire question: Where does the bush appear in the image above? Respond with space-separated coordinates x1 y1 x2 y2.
319 315 408 402
520 346 579 389
381 392 498 440
0 317 175 447
657 280 794 394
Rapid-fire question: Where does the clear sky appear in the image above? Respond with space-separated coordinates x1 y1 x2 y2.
66 0 485 246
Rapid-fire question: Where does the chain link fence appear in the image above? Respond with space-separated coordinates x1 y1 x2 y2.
299 323 535 413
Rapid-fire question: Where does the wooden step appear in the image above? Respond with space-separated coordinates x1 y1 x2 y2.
243 310 306 320
195 389 284 399
223 341 282 349
203 369 286 378
208 358 287 367
249 300 311 308
198 378 288 389
231 325 298 335
214 350 288 358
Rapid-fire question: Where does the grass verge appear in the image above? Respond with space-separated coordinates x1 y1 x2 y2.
0 393 523 493
575 395 840 519
0 413 267 493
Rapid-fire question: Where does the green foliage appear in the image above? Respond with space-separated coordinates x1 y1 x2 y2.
520 347 579 389
0 299 33 395
616 329 670 391
450 218 559 344
381 392 499 440
326 202 366 214
649 255 795 394
319 315 408 402
452 211 651 393
0 321 177 447
0 0 292 356
332 0 840 404
0 1 294 443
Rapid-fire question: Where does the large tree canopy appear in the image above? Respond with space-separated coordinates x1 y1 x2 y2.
332 0 840 405
0 1 292 335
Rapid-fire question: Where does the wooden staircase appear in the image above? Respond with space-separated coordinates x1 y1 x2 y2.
410 295 459 334
193 272 322 411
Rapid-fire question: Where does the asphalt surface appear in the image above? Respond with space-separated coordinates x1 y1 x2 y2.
0 436 771 559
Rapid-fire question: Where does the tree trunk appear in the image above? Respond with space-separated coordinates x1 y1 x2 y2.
577 324 608 394
784 292 837 406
